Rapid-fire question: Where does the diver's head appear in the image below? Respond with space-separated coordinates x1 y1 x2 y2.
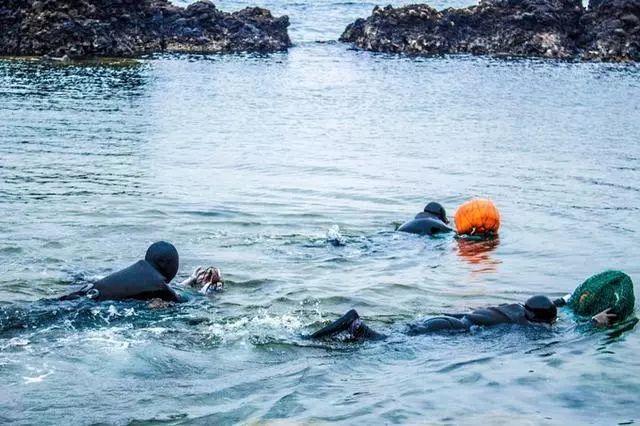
524 295 557 324
145 241 179 282
424 202 449 224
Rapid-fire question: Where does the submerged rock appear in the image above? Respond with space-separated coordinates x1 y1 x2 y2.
340 0 640 61
0 0 291 58
581 0 640 61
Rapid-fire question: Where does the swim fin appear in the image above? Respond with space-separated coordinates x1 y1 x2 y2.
311 309 360 339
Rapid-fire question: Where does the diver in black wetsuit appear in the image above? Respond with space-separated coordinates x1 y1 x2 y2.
397 202 454 236
310 295 558 340
59 241 223 303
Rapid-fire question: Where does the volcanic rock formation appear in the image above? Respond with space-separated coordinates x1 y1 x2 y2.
0 0 291 58
340 0 640 61
580 0 640 60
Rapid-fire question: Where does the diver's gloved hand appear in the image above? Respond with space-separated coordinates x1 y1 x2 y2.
553 293 571 307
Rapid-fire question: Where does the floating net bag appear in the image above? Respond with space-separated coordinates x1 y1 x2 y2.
568 270 635 320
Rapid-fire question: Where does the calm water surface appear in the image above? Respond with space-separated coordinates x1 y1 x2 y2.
1 0 639 424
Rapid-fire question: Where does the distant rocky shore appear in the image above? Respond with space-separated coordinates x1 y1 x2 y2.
340 0 640 61
0 0 291 58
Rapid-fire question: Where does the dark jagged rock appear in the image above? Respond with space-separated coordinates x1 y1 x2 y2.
581 0 640 61
0 0 290 58
340 0 584 58
340 0 640 61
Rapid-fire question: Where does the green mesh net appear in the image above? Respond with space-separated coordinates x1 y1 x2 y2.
568 270 635 320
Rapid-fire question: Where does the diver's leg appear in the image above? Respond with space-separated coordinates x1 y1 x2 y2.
310 309 387 340
405 316 470 335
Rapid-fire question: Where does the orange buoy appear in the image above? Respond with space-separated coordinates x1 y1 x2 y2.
454 198 500 236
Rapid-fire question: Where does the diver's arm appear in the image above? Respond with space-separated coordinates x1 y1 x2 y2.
431 221 455 233
553 294 571 307
177 266 204 287
178 276 198 287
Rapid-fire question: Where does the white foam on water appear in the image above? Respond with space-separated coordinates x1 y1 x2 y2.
21 363 55 385
206 310 305 343
0 337 30 350
22 371 53 384
57 326 134 353
140 327 170 336
326 224 346 245
89 304 139 325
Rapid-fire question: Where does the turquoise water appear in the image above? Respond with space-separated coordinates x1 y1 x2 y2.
1 1 640 424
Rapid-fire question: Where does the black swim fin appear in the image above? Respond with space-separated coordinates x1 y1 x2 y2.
311 309 360 339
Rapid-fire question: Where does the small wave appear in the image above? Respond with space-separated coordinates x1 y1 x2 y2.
0 246 23 254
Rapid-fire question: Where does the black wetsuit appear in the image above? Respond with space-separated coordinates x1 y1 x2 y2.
59 241 181 302
312 303 548 341
397 212 454 236
405 304 531 335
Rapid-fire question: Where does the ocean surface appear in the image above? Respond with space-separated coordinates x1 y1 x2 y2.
1 0 639 424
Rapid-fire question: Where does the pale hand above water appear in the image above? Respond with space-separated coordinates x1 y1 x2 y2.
592 308 617 327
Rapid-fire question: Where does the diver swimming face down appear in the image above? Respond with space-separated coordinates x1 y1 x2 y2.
524 296 558 323
311 295 559 341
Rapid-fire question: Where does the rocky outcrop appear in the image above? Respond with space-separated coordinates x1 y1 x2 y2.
581 0 640 61
340 0 583 58
340 0 640 61
0 0 291 58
